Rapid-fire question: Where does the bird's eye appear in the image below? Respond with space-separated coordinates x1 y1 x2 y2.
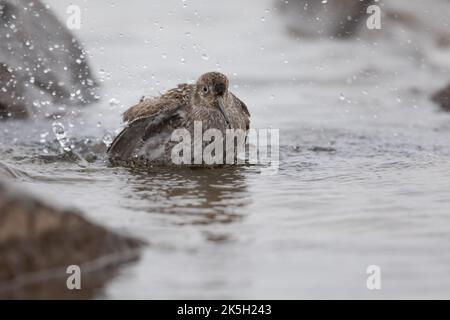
202 86 209 93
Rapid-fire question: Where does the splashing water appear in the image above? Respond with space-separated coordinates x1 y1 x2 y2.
102 132 113 146
51 122 89 167
52 122 71 152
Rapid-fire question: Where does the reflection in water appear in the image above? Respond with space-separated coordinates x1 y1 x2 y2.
0 256 140 299
123 166 251 226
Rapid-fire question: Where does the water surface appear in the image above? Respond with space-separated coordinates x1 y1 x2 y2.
1 0 450 299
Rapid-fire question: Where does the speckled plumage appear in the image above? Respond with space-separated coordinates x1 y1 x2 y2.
107 72 250 165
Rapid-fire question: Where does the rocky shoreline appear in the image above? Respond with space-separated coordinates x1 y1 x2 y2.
0 176 144 299
0 0 99 120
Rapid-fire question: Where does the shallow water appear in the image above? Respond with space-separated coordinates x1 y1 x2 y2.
2 0 450 298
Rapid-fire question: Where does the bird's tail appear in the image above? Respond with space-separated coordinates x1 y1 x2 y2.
107 118 148 161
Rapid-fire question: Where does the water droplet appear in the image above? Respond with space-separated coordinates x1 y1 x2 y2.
201 53 209 61
52 122 71 152
102 133 113 146
39 131 49 144
109 98 120 107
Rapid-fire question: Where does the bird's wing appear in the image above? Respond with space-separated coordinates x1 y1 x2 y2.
122 84 193 123
108 100 184 161
122 99 165 123
230 92 251 117
230 92 250 130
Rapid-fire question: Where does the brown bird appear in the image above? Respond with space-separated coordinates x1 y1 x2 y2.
107 72 250 165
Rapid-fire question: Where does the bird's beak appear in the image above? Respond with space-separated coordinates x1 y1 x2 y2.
217 96 231 129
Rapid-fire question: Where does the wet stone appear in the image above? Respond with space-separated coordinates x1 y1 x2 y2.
432 84 450 112
0 179 144 299
277 0 375 38
0 64 28 120
0 0 99 120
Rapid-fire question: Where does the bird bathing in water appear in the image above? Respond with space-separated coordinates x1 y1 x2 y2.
107 72 251 166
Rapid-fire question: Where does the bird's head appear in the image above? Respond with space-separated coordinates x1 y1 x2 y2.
195 72 231 127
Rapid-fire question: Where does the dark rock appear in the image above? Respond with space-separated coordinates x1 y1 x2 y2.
436 33 450 48
432 84 450 112
0 180 143 299
0 0 99 120
0 64 28 119
277 0 449 44
277 0 375 39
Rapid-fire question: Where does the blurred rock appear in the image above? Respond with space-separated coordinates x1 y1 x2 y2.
0 180 143 299
436 33 450 48
0 0 99 120
0 64 28 119
432 84 450 112
277 0 375 38
277 0 450 46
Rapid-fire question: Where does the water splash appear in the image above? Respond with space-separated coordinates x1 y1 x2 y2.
102 132 113 146
109 98 120 107
52 122 71 152
51 122 88 167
